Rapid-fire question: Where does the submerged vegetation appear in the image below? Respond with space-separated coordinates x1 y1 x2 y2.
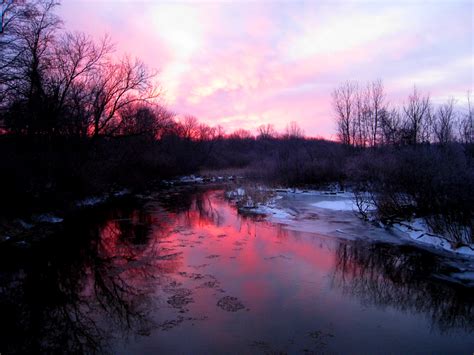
0 1 473 247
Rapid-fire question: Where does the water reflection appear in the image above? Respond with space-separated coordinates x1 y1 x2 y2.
0 204 176 354
1 188 473 354
332 241 474 332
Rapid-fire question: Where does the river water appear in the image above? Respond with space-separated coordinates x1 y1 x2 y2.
0 187 473 354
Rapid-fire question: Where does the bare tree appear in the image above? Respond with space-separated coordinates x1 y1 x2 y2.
229 128 253 140
178 115 199 140
0 0 25 73
284 120 304 139
332 81 357 145
459 91 473 144
0 0 23 91
366 79 386 147
0 0 61 134
1 0 15 34
118 103 158 138
353 86 369 147
88 56 159 137
379 107 402 146
214 124 225 139
50 33 112 124
403 86 432 145
197 123 216 141
153 105 176 138
433 98 456 145
257 123 276 139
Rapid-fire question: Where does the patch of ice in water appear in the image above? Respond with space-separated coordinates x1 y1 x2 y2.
33 214 63 223
311 200 355 211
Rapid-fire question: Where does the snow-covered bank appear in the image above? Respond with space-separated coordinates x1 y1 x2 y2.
163 174 242 186
0 188 133 246
76 189 131 208
76 196 107 208
392 219 474 257
227 186 474 260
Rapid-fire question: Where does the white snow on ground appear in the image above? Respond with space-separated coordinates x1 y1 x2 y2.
252 205 295 220
310 194 377 213
392 219 474 257
179 175 204 183
229 187 474 260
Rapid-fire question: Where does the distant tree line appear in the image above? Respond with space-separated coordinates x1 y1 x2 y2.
0 0 161 137
0 1 472 246
0 1 334 215
332 80 473 147
332 81 473 245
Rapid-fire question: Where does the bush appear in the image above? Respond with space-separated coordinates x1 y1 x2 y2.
348 144 474 244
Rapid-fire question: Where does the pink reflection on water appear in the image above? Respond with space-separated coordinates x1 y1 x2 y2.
94 189 474 354
137 190 339 313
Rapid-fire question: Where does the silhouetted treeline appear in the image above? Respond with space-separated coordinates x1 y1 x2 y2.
0 1 473 245
0 1 344 215
332 80 473 244
0 1 215 214
332 80 473 147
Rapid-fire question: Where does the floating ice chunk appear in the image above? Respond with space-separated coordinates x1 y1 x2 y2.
113 189 130 197
76 196 106 207
312 200 355 211
33 214 63 223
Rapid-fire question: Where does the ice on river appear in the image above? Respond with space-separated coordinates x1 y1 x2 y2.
311 200 355 211
254 191 474 261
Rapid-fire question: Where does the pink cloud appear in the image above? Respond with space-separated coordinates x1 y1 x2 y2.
58 1 473 139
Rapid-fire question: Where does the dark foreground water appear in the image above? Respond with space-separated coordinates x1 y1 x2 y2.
1 188 473 354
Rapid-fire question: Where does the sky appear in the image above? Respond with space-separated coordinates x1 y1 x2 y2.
58 0 473 139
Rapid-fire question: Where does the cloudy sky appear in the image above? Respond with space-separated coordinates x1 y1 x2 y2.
59 0 473 138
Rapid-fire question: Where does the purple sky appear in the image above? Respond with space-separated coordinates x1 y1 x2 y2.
59 0 473 138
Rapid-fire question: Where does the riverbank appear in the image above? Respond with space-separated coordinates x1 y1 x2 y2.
0 175 243 247
2 186 473 354
226 186 474 261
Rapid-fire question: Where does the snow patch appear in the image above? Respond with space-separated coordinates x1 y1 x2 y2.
113 189 130 197
179 175 204 183
252 205 295 220
393 219 474 257
33 214 64 224
225 187 246 199
76 196 106 207
312 200 355 211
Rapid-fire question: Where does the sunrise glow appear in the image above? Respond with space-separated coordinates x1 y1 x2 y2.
57 1 473 137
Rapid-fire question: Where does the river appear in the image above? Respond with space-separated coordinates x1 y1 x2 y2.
0 186 473 354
